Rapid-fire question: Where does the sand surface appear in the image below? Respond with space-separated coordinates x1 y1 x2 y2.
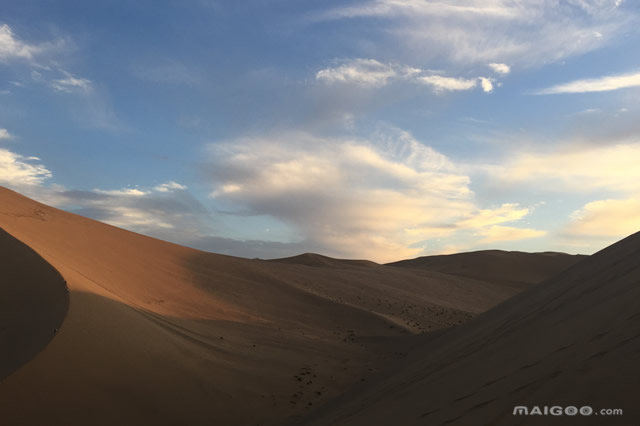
0 186 586 425
388 249 587 289
0 229 68 381
298 232 640 425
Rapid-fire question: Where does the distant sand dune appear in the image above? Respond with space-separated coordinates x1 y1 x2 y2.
388 249 587 289
0 186 588 425
270 253 379 268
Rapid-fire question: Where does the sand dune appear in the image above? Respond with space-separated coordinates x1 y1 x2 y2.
0 186 591 425
388 249 586 289
297 232 640 425
270 252 379 268
0 229 68 381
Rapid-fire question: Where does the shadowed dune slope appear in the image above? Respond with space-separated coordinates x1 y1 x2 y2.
0 186 594 425
388 250 586 289
0 228 68 381
298 231 640 426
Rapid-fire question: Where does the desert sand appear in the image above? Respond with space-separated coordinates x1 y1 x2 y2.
0 229 68 381
298 232 640 425
388 249 588 289
0 186 591 425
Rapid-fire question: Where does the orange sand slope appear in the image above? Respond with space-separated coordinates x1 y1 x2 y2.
298 231 640 426
0 186 585 425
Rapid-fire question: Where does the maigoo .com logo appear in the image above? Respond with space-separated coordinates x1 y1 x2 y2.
513 406 623 416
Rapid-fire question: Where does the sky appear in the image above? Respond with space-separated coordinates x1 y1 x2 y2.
1 0 640 263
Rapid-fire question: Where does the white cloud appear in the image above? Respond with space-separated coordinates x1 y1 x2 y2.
475 225 547 243
205 128 540 262
0 24 93 96
568 0 625 15
0 128 12 139
154 181 188 192
320 0 524 20
316 58 497 94
94 188 148 197
534 70 640 94
316 58 398 87
457 203 532 229
0 24 41 61
566 197 640 238
485 142 640 193
316 0 631 66
97 205 175 230
0 148 52 186
417 75 478 93
49 72 92 94
557 196 640 250
488 63 510 75
478 77 494 93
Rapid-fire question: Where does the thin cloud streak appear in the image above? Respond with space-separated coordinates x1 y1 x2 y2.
533 70 640 94
316 58 496 94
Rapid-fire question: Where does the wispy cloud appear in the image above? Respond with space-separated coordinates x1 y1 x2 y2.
533 70 640 94
94 188 148 197
0 24 42 61
315 59 400 87
31 68 93 94
0 23 92 95
154 181 188 192
316 58 496 94
314 0 631 66
48 71 92 94
0 148 52 186
319 0 524 20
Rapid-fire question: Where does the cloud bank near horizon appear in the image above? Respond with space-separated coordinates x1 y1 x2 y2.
2 122 640 261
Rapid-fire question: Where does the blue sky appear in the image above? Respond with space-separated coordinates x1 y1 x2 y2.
2 0 640 262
